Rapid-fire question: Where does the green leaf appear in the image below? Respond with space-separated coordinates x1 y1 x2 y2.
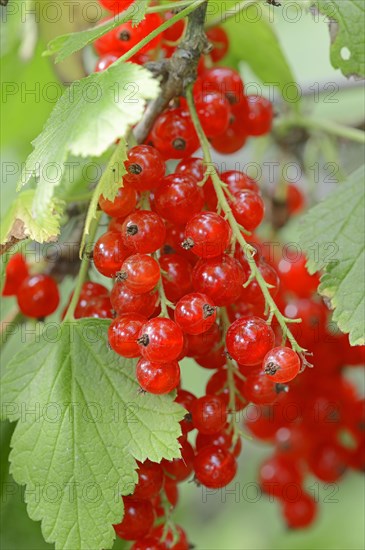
44 1 148 63
223 5 298 104
80 139 128 256
16 62 159 229
310 0 365 78
0 190 63 246
0 319 184 550
300 165 365 345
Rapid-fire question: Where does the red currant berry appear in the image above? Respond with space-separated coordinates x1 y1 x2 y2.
99 0 135 14
114 496 155 541
130 537 161 550
136 358 180 394
81 296 114 319
191 394 227 435
111 282 158 317
244 373 288 405
152 109 199 159
159 254 193 303
206 369 247 412
199 67 244 105
263 346 301 383
95 53 119 72
196 426 242 457
185 322 222 357
108 313 146 358
162 439 195 482
162 12 185 42
133 459 164 500
287 184 305 214
121 211 166 254
93 231 130 278
210 109 248 154
246 95 273 136
17 274 59 318
194 345 226 370
230 190 265 232
239 259 280 309
206 26 229 62
282 492 317 529
99 183 137 218
259 455 303 499
150 525 189 550
138 318 184 362
2 253 29 296
278 255 320 298
174 293 216 335
194 90 231 138
226 317 275 366
152 174 204 226
194 445 237 488
117 254 160 294
124 145 165 191
308 442 346 482
183 212 231 259
192 254 245 306
175 157 217 210
175 389 197 434
220 170 260 195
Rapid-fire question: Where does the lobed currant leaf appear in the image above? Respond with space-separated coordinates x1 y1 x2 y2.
44 1 149 63
0 319 184 550
300 165 365 346
0 190 63 246
310 0 365 78
16 62 159 234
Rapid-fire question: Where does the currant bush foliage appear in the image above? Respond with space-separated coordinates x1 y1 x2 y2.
311 0 365 78
0 320 184 550
300 165 365 346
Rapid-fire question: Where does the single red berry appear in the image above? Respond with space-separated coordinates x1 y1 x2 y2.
229 190 265 232
136 358 180 394
174 292 216 335
263 346 301 383
95 53 119 72
244 373 288 405
259 455 303 499
138 318 184 362
130 537 161 550
192 254 245 306
308 442 347 482
162 439 195 481
99 0 135 14
111 282 158 317
93 231 130 278
133 460 164 500
193 90 231 138
246 95 273 136
159 254 193 303
287 184 305 214
206 26 229 62
81 296 114 319
194 445 237 488
220 170 260 195
121 210 166 254
175 157 217 210
94 18 124 56
185 322 222 357
2 253 29 296
226 316 275 366
196 426 242 457
124 145 165 191
162 12 185 42
210 111 248 154
191 394 227 434
278 255 320 299
114 496 155 541
150 524 189 550
282 492 317 529
183 212 231 259
198 67 244 105
151 109 199 159
152 174 204 226
99 183 137 218
108 313 146 358
117 254 160 294
194 345 226 370
17 274 59 318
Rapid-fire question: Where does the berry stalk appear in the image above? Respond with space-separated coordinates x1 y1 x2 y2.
186 84 306 354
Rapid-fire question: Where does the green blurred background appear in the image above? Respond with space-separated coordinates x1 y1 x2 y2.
1 2 364 549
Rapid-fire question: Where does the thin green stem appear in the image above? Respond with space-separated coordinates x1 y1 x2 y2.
64 211 102 322
186 85 305 354
276 115 365 144
117 0 207 64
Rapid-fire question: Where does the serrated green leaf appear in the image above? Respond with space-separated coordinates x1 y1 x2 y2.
44 1 148 63
0 190 63 246
0 319 184 550
223 5 298 105
16 62 159 228
80 139 128 256
311 0 365 78
300 165 365 345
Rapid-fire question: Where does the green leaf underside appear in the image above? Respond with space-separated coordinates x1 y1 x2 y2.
0 320 184 550
311 0 365 78
16 62 159 233
224 6 298 103
80 139 128 256
44 1 148 63
0 190 63 245
300 165 365 345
